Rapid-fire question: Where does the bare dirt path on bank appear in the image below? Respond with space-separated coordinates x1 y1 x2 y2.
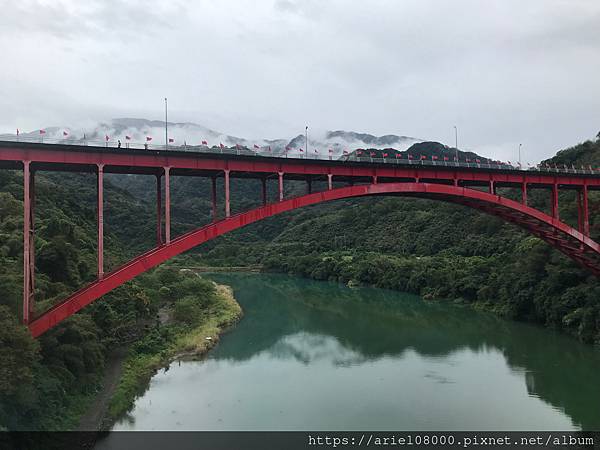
76 348 128 431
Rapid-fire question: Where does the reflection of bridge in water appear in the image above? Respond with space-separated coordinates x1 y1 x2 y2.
2 140 600 337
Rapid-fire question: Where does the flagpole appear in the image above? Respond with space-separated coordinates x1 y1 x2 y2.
165 97 168 151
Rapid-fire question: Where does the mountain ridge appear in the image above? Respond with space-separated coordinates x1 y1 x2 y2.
1 118 422 157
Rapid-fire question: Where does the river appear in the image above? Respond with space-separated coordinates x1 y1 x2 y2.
111 273 600 431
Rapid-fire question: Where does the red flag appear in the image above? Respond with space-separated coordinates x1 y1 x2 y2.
507 161 511 164
285 146 291 152
329 148 333 153
202 140 208 145
343 150 348 155
370 152 375 157
395 153 401 158
105 135 110 141
357 150 363 156
443 156 449 161
314 148 318 153
432 155 438 160
169 138 174 143
476 159 481 163
254 144 260 149
466 158 471 162
420 155 427 160
236 144 241 149
383 152 388 157
125 135 131 140
408 154 413 159
299 148 304 152
39 129 46 135
220 143 225 148
63 131 68 136
146 136 152 141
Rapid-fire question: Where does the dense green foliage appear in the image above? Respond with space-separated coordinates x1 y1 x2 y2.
0 170 212 430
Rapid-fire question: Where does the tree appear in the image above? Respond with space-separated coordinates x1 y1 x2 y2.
0 306 39 396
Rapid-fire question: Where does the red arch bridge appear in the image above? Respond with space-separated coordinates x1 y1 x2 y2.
1 141 599 338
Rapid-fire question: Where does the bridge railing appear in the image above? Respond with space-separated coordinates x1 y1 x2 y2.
1 134 597 175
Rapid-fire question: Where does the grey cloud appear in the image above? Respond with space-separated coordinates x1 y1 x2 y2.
0 0 599 163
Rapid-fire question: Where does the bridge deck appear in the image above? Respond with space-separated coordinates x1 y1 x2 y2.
1 141 599 189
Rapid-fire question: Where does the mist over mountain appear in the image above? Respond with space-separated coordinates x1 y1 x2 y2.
3 118 422 158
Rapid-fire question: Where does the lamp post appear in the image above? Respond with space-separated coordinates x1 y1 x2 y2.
454 125 458 163
305 126 308 159
165 97 168 151
519 143 522 168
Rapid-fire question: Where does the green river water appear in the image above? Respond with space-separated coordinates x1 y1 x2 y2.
112 273 600 431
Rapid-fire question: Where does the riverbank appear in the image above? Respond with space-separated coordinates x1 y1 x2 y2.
261 252 600 346
79 279 242 431
177 265 263 273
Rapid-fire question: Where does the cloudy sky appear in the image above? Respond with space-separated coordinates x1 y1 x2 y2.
1 0 599 162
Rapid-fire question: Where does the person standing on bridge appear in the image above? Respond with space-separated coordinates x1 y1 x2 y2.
117 139 122 149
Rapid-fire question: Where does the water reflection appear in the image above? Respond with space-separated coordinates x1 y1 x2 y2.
113 273 600 431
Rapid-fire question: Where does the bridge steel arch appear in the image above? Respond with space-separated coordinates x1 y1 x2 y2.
28 182 600 338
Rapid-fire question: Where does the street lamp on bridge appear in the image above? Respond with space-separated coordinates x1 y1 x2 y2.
305 126 308 160
454 125 458 162
165 97 168 151
519 143 522 168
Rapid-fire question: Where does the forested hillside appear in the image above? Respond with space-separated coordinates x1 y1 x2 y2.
0 169 227 430
1 135 599 430
177 138 600 345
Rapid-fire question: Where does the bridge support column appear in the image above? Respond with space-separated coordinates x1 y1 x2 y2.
489 180 495 194
307 178 312 194
211 176 218 220
583 184 589 236
522 183 527 206
551 183 559 220
165 167 171 244
278 172 284 201
97 164 104 279
156 174 162 245
261 178 267 205
328 174 333 191
578 185 590 236
224 169 230 218
23 161 35 324
29 169 35 320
